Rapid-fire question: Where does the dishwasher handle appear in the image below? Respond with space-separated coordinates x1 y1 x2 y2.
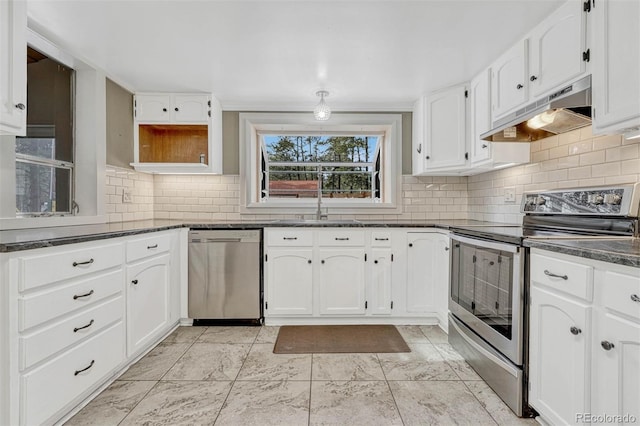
191 238 243 243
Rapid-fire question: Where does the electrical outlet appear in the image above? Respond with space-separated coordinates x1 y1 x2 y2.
122 188 133 203
504 186 516 203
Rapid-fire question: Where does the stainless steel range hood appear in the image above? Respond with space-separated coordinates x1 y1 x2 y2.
481 75 591 142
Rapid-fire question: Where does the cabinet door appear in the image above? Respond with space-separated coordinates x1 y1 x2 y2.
492 40 528 118
529 285 590 426
412 97 426 175
469 69 492 164
592 0 640 133
265 248 313 316
592 312 640 424
529 0 586 98
0 0 26 136
424 85 467 170
406 233 441 313
135 94 171 122
126 254 170 356
318 248 366 315
370 248 393 315
172 94 210 123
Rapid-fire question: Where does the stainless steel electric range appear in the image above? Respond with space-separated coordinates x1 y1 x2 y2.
447 184 640 417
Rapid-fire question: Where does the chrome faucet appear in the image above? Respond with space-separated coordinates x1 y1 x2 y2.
316 167 328 220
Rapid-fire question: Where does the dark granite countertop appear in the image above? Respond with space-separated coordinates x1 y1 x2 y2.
524 238 640 268
0 219 514 253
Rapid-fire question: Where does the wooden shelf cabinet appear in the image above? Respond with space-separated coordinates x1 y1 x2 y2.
132 93 222 174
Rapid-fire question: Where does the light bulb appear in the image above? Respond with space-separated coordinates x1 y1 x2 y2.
527 110 557 129
313 91 331 121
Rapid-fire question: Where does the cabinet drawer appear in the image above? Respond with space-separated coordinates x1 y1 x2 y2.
602 270 640 320
20 296 123 370
21 321 125 426
266 229 313 246
19 243 124 291
371 231 392 247
126 233 171 263
318 229 365 246
530 253 593 301
19 269 123 332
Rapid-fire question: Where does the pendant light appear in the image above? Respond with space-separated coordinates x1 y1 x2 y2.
313 90 331 121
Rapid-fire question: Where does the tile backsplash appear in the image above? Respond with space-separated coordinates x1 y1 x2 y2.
468 126 640 224
105 166 154 222
106 126 639 224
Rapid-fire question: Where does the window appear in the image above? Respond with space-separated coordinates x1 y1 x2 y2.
15 47 75 215
240 113 402 214
261 134 381 201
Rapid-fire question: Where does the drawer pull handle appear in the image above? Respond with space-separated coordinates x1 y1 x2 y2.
543 270 568 280
132 279 139 285
147 244 158 249
601 341 615 351
73 290 94 300
74 319 95 333
73 258 94 267
74 360 95 376
631 294 640 303
374 238 389 241
283 237 297 240
569 326 581 335
335 237 350 241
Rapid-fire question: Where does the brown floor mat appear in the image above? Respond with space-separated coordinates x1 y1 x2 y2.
273 325 411 354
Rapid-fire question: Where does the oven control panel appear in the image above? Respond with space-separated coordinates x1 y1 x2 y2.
522 185 638 216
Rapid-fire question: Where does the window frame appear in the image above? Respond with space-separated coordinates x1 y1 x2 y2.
15 48 76 216
239 112 402 215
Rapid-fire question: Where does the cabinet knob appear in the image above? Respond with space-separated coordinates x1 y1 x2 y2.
132 279 139 285
530 75 538 82
482 144 488 148
408 243 413 247
417 144 422 154
321 260 325 264
162 108 167 112
444 247 450 251
425 156 430 160
175 107 179 112
15 103 26 110
308 259 312 264
516 84 524 90
374 260 378 264
631 294 640 303
569 326 581 335
601 341 615 351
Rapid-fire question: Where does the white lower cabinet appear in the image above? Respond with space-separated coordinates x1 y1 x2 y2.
369 248 393 315
264 227 449 323
529 249 640 426
318 248 366 315
0 229 184 426
126 254 170 357
529 286 590 425
265 248 313 315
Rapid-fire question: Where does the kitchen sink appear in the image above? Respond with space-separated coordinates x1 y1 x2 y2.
272 219 362 225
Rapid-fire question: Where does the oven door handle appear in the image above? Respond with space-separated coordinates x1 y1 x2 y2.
449 316 520 378
451 234 520 254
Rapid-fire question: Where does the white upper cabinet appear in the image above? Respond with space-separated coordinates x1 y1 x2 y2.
412 97 426 175
424 84 467 171
592 0 640 136
469 69 492 164
0 0 27 136
529 0 587 98
491 40 529 119
132 93 222 174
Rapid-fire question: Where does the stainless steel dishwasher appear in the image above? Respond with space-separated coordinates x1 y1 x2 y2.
188 229 262 325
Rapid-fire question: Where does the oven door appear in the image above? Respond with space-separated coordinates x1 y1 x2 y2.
449 234 524 366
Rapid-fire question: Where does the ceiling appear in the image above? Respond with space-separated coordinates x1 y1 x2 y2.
26 0 565 111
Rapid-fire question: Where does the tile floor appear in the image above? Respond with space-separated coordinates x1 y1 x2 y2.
66 325 537 426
